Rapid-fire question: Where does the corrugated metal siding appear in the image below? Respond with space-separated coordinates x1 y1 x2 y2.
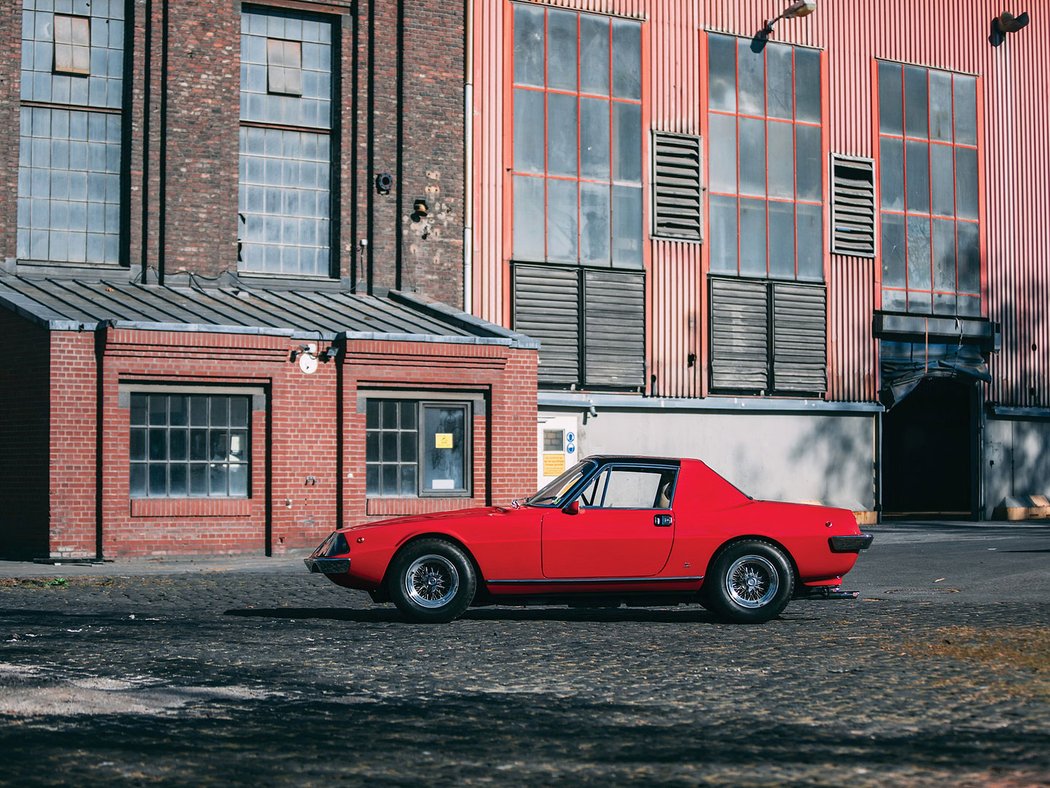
584 269 645 388
772 282 827 394
709 277 768 392
512 265 580 385
474 0 1050 406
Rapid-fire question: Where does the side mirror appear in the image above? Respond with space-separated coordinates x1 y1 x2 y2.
562 500 581 516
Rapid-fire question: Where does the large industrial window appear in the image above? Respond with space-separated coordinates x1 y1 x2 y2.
17 0 126 264
510 4 643 268
877 62 980 316
509 5 645 391
130 394 251 499
239 8 334 277
707 34 823 281
365 400 471 498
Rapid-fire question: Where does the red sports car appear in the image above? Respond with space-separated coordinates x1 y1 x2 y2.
306 456 873 623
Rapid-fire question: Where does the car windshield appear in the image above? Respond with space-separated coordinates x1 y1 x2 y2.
526 460 596 507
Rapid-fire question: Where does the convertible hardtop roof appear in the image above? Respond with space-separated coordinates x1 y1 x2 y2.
585 455 683 466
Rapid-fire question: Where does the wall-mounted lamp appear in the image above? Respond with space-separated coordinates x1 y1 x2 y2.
990 10 1030 45
412 199 429 219
760 0 817 39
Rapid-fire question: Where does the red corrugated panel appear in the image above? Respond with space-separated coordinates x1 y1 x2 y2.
474 0 1050 406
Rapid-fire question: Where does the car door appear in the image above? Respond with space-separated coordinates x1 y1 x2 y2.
541 463 677 578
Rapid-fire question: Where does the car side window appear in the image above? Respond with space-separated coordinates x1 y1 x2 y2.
577 467 677 509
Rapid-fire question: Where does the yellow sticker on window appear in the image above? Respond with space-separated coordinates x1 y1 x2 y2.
543 452 566 477
435 433 453 449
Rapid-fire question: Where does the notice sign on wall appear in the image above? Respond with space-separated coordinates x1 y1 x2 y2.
543 453 566 477
435 433 453 449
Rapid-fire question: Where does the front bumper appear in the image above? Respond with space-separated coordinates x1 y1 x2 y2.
304 557 350 574
829 533 874 553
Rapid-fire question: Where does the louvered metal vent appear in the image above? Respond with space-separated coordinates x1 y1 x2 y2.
584 269 645 389
772 282 827 394
513 265 580 386
652 132 703 241
830 154 876 257
710 277 769 392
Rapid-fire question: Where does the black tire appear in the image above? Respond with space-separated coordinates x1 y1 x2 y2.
387 538 477 623
703 540 794 624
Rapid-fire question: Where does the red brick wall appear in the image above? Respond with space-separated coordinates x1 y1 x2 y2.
43 324 536 558
0 311 50 558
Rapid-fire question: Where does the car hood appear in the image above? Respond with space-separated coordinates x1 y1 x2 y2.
338 504 526 534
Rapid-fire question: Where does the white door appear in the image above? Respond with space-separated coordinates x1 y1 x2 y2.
536 415 580 488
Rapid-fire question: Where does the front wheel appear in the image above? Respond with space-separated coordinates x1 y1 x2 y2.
703 540 794 623
387 539 477 623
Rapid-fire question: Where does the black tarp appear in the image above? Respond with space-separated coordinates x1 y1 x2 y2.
879 340 991 409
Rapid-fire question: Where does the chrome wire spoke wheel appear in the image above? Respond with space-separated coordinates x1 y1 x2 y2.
404 554 460 609
724 555 779 609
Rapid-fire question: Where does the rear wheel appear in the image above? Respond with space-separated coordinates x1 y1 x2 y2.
703 540 794 623
387 539 477 623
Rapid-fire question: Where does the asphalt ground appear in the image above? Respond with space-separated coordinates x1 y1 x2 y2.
0 521 1047 787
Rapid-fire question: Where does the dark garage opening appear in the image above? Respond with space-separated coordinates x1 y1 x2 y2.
882 378 976 519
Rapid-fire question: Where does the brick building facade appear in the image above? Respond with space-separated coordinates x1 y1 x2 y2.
0 0 538 559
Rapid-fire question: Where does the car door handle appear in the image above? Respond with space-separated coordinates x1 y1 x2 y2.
653 514 673 527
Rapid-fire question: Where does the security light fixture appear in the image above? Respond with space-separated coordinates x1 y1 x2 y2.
760 0 817 38
995 10 1030 33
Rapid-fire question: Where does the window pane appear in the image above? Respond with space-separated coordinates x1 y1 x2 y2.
548 93 578 177
611 20 641 100
739 198 767 277
929 71 953 142
230 397 249 428
739 118 765 197
513 89 544 173
708 34 736 113
149 395 167 425
149 464 167 496
905 140 930 213
130 395 147 426
709 195 738 274
381 431 398 462
210 431 228 462
955 147 978 220
930 144 955 217
880 137 904 210
169 429 188 461
796 202 823 281
513 176 544 261
190 396 208 426
130 464 146 498
229 464 248 497
738 39 764 115
904 65 929 138
365 465 380 496
612 185 643 269
768 201 795 279
130 429 146 461
581 98 610 179
881 212 906 288
766 44 793 120
709 114 737 193
878 62 903 135
423 406 466 492
612 102 641 183
580 16 610 96
514 4 545 87
932 218 956 293
547 179 578 263
365 431 380 462
953 75 977 145
957 221 980 294
795 124 822 202
547 10 577 91
794 47 820 123
400 400 417 430
580 182 610 265
400 431 417 462
169 465 188 497
400 465 417 496
958 295 980 317
366 399 380 429
149 429 166 461
767 122 794 199
190 464 207 496
229 431 248 462
169 396 187 427
883 289 907 311
210 463 228 496
211 397 229 428
907 217 932 290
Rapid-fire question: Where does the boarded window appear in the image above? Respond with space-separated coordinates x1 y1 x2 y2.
830 154 876 257
267 38 303 96
513 264 645 390
710 276 826 395
652 132 702 241
53 14 91 76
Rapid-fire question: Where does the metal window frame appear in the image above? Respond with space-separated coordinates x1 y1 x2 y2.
53 14 92 76
363 396 476 499
128 391 254 500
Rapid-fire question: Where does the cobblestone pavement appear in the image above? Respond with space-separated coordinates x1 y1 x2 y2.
1 523 1048 786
